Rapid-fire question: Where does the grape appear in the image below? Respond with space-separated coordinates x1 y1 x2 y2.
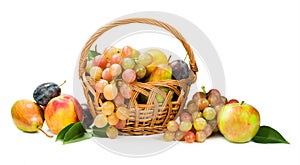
203 107 216 120
106 125 119 139
179 120 192 132
102 101 115 116
193 117 207 131
119 82 133 99
93 55 108 69
122 69 136 83
214 104 224 112
33 82 61 106
184 131 195 143
108 113 119 125
203 124 213 137
207 119 217 130
137 52 153 66
85 60 93 73
134 64 146 79
94 114 108 128
197 98 209 110
104 46 121 60
103 83 118 100
110 54 123 65
110 63 122 77
163 130 175 142
113 93 125 107
192 111 202 121
175 131 186 141
180 112 193 122
116 106 130 120
130 49 140 58
192 91 206 103
195 131 207 143
167 120 179 132
187 100 198 114
227 99 239 104
89 66 103 81
95 79 108 93
121 57 135 70
220 96 227 105
115 119 126 129
102 68 113 81
208 89 221 106
121 46 133 57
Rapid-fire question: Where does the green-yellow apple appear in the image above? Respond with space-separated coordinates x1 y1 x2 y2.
44 94 83 134
217 102 260 143
147 64 172 103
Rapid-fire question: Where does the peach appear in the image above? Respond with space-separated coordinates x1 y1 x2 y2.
44 94 82 134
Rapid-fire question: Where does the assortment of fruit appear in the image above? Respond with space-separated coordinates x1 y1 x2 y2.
163 87 224 143
163 86 262 143
11 81 83 136
85 45 190 139
10 44 288 145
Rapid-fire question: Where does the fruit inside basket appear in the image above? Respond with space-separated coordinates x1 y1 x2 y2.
79 18 198 136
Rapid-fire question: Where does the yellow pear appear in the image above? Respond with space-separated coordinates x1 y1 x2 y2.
145 49 169 75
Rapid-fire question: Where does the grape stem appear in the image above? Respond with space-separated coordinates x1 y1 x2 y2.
201 86 207 96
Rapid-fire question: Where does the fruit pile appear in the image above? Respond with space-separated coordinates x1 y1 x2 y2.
163 87 239 143
11 81 83 136
85 45 190 138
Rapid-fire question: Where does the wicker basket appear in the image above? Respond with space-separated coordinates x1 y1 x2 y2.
79 18 198 135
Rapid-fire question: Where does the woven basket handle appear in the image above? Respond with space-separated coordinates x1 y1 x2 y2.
79 18 198 77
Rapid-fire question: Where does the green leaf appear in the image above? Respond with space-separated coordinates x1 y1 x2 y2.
88 50 100 61
63 132 92 144
92 125 108 138
55 122 92 144
63 122 88 142
252 125 289 144
56 122 75 141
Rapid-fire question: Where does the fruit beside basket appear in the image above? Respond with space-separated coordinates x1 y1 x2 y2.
78 18 198 136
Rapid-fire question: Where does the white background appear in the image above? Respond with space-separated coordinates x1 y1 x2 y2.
0 0 299 164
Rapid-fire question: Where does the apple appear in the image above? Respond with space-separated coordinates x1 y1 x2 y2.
44 94 83 134
217 102 260 143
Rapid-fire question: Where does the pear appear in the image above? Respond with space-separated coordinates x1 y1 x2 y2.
145 49 169 75
148 64 172 82
11 99 53 137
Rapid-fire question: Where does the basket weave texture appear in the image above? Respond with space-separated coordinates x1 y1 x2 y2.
79 18 198 135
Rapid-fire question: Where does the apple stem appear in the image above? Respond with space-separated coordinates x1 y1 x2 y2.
168 55 172 62
38 128 53 138
59 80 66 87
240 101 245 105
201 86 207 96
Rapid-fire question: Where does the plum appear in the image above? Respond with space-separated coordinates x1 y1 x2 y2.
169 60 190 80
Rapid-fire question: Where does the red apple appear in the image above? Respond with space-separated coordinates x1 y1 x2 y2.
217 102 260 143
44 94 83 134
